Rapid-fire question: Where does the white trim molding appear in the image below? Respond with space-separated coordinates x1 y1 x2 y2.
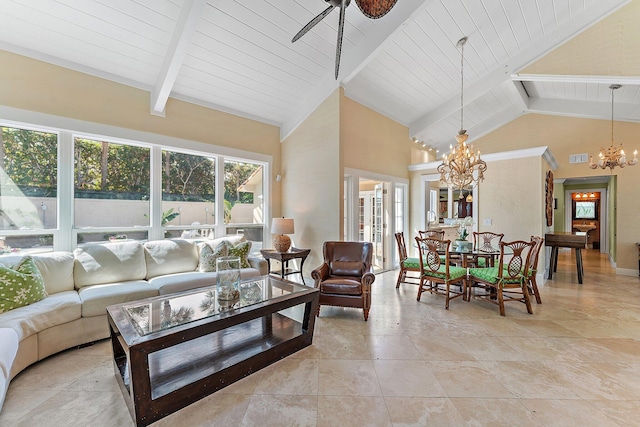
409 146 558 172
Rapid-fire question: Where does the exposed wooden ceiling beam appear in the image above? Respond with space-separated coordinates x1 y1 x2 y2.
150 0 207 117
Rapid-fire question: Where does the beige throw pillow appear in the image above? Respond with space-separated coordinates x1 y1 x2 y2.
197 241 228 272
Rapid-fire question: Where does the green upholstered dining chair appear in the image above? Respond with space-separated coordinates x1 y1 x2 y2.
468 240 535 316
394 232 421 288
418 229 462 266
469 231 504 267
415 236 467 309
527 236 545 304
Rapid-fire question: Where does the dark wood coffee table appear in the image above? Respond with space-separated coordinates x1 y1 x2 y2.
106 276 319 426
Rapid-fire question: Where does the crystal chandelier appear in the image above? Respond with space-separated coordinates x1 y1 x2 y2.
589 84 638 171
437 36 487 191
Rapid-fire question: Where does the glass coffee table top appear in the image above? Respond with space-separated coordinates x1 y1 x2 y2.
123 276 309 336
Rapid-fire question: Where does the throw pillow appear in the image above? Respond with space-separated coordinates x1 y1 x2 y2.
224 240 252 269
0 256 48 314
197 241 228 272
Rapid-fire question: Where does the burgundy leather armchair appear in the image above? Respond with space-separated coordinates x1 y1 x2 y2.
311 241 376 321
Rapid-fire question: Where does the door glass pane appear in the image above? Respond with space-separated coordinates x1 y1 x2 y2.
162 150 216 239
74 137 150 230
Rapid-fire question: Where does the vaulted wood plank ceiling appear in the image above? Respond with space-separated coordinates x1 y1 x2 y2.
1 0 637 152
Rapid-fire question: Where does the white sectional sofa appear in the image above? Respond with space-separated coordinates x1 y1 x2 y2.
0 236 267 410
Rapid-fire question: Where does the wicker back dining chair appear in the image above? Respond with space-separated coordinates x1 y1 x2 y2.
527 236 545 304
418 229 445 240
470 231 504 267
468 240 535 316
415 236 467 309
394 232 421 288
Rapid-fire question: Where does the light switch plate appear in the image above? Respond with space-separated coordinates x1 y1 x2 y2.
483 218 492 226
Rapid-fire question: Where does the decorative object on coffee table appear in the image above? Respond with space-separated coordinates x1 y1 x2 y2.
216 256 240 300
271 218 294 253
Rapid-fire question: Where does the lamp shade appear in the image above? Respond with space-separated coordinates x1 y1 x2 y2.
271 218 294 235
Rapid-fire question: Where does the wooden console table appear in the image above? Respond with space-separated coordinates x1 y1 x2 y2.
260 248 311 279
545 232 587 284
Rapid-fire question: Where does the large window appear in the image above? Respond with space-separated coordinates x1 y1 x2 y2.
223 160 264 250
74 137 150 228
161 150 216 239
1 126 57 253
1 118 269 256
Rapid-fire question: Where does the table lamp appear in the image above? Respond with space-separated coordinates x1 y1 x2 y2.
271 218 294 252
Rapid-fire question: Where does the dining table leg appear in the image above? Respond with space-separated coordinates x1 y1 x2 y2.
575 248 583 284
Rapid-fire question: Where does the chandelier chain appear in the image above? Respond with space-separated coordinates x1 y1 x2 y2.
460 38 464 132
610 86 614 144
438 36 487 192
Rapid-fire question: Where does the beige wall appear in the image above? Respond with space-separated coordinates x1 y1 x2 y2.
281 90 341 274
341 94 411 179
473 114 640 271
521 0 640 76
0 51 281 156
478 156 545 242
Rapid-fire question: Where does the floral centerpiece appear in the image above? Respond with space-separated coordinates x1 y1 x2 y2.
452 216 475 251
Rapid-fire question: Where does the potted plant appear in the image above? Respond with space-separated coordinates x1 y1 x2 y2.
453 216 474 251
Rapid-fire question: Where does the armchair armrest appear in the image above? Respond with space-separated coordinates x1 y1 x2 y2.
361 271 376 287
248 256 268 276
311 263 330 288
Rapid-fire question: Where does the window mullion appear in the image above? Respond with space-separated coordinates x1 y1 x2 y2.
57 131 74 252
150 146 163 241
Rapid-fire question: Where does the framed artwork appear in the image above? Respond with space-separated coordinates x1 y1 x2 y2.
545 171 554 226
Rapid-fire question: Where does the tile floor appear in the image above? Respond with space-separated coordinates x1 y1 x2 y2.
1 248 640 426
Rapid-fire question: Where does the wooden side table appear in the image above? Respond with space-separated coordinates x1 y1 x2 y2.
260 248 311 279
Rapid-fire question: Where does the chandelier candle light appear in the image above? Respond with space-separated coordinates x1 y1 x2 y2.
589 84 638 171
437 36 487 191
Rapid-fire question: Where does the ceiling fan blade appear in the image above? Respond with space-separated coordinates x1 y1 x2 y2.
292 5 335 43
334 0 347 79
354 0 398 19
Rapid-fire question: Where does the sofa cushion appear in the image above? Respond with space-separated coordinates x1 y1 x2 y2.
330 261 364 277
74 241 146 288
0 257 48 314
0 252 75 295
197 241 228 272
78 281 158 318
150 268 261 295
0 327 19 412
224 240 252 268
32 252 75 294
0 291 81 341
144 239 198 279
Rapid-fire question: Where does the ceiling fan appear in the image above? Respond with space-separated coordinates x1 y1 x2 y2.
292 0 399 79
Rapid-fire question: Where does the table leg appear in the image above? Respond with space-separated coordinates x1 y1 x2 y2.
265 258 272 275
547 247 556 280
575 248 583 284
281 260 286 279
299 258 306 278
